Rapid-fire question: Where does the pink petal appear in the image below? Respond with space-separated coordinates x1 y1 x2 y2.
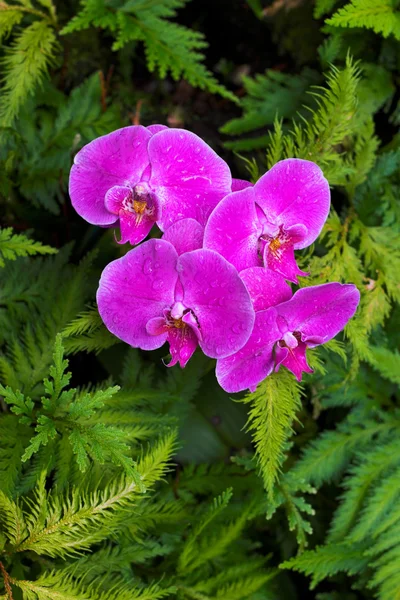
276 283 360 345
262 239 309 284
216 309 280 393
104 185 132 215
118 211 155 245
69 126 152 226
147 124 169 134
146 316 168 336
177 249 255 359
162 218 204 255
239 267 292 312
165 326 198 368
203 187 262 271
148 128 232 230
97 239 178 350
232 178 253 192
254 159 330 249
275 342 313 381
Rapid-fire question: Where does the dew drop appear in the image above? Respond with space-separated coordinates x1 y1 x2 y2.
143 258 153 275
231 322 242 334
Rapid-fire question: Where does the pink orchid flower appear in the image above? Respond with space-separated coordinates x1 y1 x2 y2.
216 280 360 393
97 238 255 368
69 125 232 245
204 159 330 283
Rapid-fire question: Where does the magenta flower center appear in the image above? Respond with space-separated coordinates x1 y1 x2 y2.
258 224 289 262
279 330 301 349
123 183 155 224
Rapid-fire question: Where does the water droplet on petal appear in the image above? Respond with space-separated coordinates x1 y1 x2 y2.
143 258 153 275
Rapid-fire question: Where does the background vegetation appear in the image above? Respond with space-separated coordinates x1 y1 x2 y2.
1 1 400 598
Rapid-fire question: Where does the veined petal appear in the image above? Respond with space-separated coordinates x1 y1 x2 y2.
147 124 169 134
275 341 313 381
262 239 309 284
104 185 131 215
118 211 155 245
69 126 152 226
148 128 232 229
97 239 178 350
216 308 280 393
165 326 198 368
239 267 292 312
254 159 330 249
232 178 253 192
203 187 261 271
276 282 360 345
162 218 204 255
177 249 255 359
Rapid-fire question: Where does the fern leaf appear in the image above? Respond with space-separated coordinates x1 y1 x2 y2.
61 0 236 103
327 438 400 542
242 370 302 497
0 6 23 42
281 542 369 589
327 0 400 40
221 68 319 149
178 488 232 573
0 228 56 267
0 490 27 545
0 20 58 126
367 346 400 386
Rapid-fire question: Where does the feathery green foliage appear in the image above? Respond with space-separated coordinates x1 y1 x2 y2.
61 0 236 103
2 0 400 598
221 68 319 151
242 370 302 498
0 228 56 267
327 0 400 40
0 1 59 127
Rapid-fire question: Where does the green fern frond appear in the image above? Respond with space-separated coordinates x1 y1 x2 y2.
62 302 119 357
314 0 341 18
367 346 400 386
61 0 236 103
0 5 24 42
327 0 400 40
0 228 57 267
221 68 319 151
0 490 27 545
293 411 400 486
178 488 232 573
281 542 369 589
242 370 302 498
0 19 58 126
266 57 361 184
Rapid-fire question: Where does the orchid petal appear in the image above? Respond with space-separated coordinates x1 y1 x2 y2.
118 211 155 245
104 185 131 215
165 326 198 368
69 126 151 226
216 308 280 393
177 249 255 359
97 239 178 350
275 341 313 381
239 267 292 312
232 178 253 192
147 124 169 134
276 283 360 345
148 128 232 229
262 239 309 284
162 218 204 255
204 187 261 271
254 159 330 249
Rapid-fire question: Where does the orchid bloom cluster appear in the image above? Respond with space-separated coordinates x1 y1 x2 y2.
69 125 360 393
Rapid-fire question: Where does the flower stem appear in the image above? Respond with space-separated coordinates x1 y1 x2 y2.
0 562 14 600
